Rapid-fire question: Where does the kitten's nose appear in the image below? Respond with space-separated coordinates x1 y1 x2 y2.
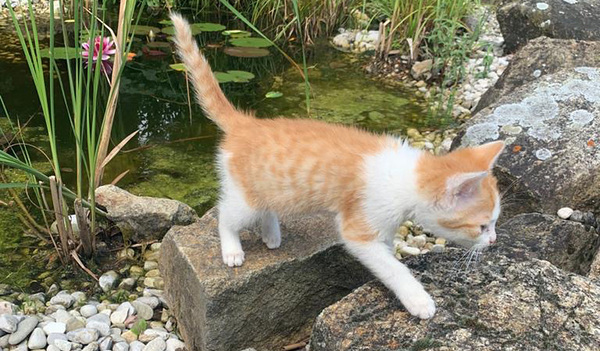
489 238 496 244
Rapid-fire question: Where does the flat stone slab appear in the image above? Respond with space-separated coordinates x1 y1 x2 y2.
310 249 600 351
160 208 371 351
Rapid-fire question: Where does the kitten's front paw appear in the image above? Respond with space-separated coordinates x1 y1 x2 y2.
402 291 436 319
222 250 245 267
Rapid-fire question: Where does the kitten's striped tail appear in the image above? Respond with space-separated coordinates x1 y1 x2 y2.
170 13 246 132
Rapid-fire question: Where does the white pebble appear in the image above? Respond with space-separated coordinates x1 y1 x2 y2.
411 235 427 248
43 322 67 335
557 207 574 219
400 246 421 256
143 337 166 351
55 339 73 351
130 341 145 351
80 305 98 318
166 339 186 351
27 328 47 349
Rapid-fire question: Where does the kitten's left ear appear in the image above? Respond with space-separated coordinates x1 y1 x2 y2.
444 171 488 208
474 140 505 170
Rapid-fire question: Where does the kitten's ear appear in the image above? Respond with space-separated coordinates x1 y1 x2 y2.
474 141 505 170
444 171 488 207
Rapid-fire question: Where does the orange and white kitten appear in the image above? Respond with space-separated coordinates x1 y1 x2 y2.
171 14 505 320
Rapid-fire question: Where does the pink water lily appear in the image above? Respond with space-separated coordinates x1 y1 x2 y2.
82 36 116 74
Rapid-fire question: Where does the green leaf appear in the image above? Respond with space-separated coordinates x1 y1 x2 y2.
132 25 160 36
130 319 147 336
160 27 179 36
214 71 234 83
169 63 186 72
223 46 270 58
227 70 255 81
265 91 283 98
158 19 172 25
162 22 225 36
214 70 255 83
229 37 273 48
191 23 226 32
40 47 80 59
222 30 251 38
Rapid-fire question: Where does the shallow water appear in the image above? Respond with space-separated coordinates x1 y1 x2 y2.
0 13 428 289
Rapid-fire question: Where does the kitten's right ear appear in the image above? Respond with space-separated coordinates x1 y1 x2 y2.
444 171 487 208
473 141 505 170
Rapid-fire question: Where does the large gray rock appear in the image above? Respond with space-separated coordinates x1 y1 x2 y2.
497 0 600 52
310 249 600 351
160 208 371 351
496 213 600 276
454 38 600 216
95 185 198 241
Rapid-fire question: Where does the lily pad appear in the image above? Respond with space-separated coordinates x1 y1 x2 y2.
228 70 255 82
132 25 160 36
214 70 255 83
223 46 270 58
40 47 80 59
191 22 226 32
158 19 172 25
162 22 225 36
214 71 234 83
161 26 188 36
265 91 283 98
229 37 272 48
169 63 186 71
222 30 251 38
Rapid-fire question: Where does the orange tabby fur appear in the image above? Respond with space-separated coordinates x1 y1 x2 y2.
171 13 505 320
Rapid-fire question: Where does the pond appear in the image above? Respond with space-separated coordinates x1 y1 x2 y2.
0 10 429 290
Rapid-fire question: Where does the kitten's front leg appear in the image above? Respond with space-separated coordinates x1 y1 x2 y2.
344 238 436 319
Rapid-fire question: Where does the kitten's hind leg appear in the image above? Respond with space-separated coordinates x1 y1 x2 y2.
218 196 257 267
342 221 436 319
261 211 281 249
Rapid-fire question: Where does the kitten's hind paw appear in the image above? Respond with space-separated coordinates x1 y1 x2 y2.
222 250 245 267
262 235 281 249
403 291 436 319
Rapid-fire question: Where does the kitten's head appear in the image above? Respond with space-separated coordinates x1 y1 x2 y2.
415 141 505 249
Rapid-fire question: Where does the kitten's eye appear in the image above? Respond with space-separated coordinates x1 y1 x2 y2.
480 225 487 233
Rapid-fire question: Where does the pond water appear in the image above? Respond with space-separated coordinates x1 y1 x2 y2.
0 11 428 289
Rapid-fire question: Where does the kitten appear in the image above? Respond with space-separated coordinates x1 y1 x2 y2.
171 13 505 320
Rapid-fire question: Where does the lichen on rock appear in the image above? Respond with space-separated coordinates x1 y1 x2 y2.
454 38 600 215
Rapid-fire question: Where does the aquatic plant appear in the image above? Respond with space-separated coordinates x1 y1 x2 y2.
0 0 141 270
370 0 475 61
219 0 312 112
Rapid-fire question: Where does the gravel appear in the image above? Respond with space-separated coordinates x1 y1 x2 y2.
0 244 184 351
